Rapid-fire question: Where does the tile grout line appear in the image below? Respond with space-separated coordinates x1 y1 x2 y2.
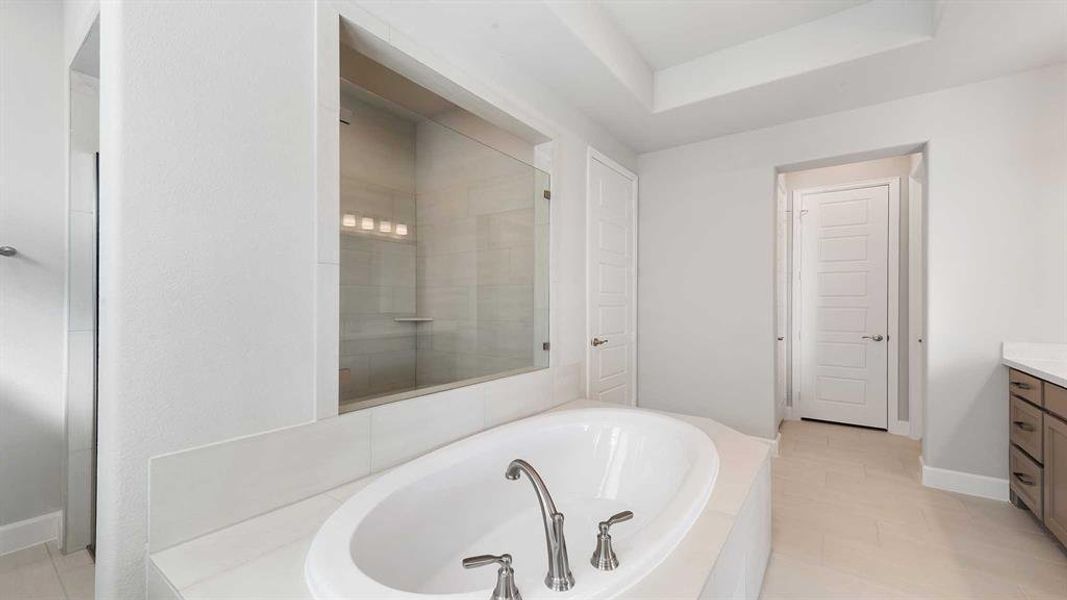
45 543 72 600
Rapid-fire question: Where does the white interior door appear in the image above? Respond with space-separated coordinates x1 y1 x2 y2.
798 184 889 429
587 153 636 405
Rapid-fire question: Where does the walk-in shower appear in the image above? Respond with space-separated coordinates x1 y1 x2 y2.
338 47 549 412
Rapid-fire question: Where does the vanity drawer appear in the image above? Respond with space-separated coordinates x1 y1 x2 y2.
1009 369 1044 407
1011 395 1044 461
1011 444 1043 517
1045 381 1067 421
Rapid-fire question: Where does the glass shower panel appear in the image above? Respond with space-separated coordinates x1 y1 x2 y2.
338 96 549 412
337 96 418 409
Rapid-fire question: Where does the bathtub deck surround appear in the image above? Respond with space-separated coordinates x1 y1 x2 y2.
147 401 771 599
305 408 719 598
147 366 581 554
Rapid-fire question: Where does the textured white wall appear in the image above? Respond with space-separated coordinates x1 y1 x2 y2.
0 0 68 530
638 66 1067 468
96 1 317 595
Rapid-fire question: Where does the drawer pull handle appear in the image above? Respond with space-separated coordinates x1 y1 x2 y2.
1013 421 1036 432
1013 472 1036 486
1011 381 1034 390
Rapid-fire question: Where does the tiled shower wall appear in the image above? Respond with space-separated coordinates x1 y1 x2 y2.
64 70 99 552
340 96 549 404
414 120 545 386
338 96 417 403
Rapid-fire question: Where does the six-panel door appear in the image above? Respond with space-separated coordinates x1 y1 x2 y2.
798 184 890 429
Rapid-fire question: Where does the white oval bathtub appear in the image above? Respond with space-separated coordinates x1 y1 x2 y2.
305 408 719 599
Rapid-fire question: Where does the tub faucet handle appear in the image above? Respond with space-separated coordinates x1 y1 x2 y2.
462 553 522 600
590 511 633 571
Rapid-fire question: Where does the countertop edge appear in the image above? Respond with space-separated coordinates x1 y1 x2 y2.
1002 356 1067 389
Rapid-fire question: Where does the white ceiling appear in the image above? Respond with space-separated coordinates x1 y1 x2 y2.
362 1 1067 153
599 0 865 69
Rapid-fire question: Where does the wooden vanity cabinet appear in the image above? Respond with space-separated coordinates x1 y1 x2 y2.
1044 407 1067 543
1008 368 1067 549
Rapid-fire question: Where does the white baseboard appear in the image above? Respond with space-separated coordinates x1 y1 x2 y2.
888 420 910 437
757 432 782 457
0 511 62 556
921 457 1009 501
784 406 799 421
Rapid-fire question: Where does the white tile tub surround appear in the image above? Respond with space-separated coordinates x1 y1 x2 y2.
149 400 771 600
1002 342 1067 389
369 386 485 471
148 365 582 554
148 410 373 553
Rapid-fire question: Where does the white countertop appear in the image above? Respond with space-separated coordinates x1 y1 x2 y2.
149 400 772 599
1002 342 1067 389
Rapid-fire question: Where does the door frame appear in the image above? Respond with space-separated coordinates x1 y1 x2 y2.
585 147 639 406
790 177 902 432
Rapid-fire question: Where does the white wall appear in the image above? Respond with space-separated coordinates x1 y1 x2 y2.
638 156 778 439
638 66 1067 473
63 0 98 67
0 0 68 536
96 1 318 595
97 1 636 597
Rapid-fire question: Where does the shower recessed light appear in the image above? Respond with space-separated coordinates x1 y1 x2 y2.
396 223 408 236
379 220 392 233
361 217 374 230
342 214 356 228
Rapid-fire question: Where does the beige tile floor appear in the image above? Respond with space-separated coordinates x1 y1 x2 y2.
0 541 93 600
4 419 1066 599
761 419 1067 599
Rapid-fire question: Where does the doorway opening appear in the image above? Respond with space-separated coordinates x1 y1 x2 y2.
63 15 100 557
775 147 926 438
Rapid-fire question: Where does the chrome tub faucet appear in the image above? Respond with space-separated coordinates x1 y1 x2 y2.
505 459 575 592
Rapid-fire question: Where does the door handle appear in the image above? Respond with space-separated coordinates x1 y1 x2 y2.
1013 472 1036 487
591 338 608 347
861 334 885 342
1013 420 1036 432
0 246 17 257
